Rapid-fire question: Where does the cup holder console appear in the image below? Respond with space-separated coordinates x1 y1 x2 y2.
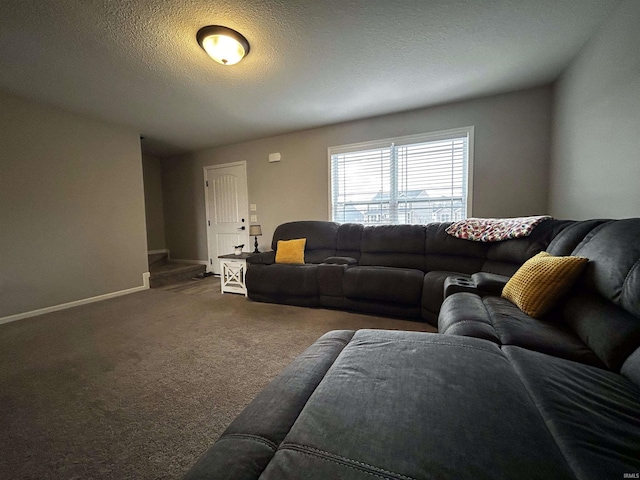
443 275 478 298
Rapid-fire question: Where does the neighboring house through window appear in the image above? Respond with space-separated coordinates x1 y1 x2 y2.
329 127 474 225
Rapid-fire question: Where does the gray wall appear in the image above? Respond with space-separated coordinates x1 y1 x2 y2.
142 154 166 251
162 86 552 259
550 0 640 219
0 91 148 318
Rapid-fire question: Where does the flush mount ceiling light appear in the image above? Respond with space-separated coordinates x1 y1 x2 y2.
197 25 250 65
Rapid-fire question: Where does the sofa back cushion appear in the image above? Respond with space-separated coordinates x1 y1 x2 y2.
424 222 488 273
546 219 609 256
561 219 640 371
272 221 338 264
359 225 426 271
336 223 364 261
572 220 640 317
480 219 572 276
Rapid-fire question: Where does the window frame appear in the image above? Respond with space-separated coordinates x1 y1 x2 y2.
327 126 475 224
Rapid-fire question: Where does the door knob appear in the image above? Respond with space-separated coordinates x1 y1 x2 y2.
238 226 246 230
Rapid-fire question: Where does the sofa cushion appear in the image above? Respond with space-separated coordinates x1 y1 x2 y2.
439 293 604 368
257 330 575 480
358 225 426 271
483 296 603 367
343 266 423 305
424 222 487 273
504 346 640 479
572 219 640 318
481 219 571 276
272 221 338 264
502 252 588 318
561 293 640 372
546 219 609 256
183 330 355 480
560 219 640 371
336 223 364 261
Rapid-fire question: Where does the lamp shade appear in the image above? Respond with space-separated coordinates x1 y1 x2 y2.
249 225 262 236
197 25 250 65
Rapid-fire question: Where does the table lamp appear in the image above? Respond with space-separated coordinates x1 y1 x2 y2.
249 225 262 253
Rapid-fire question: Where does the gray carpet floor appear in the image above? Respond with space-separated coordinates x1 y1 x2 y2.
0 277 435 479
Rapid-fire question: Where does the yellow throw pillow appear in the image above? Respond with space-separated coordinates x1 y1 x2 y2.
275 238 306 264
502 251 588 318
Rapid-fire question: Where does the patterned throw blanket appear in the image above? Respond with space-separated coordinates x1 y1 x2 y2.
445 216 552 242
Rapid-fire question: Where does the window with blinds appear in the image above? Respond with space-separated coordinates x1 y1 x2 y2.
329 127 473 225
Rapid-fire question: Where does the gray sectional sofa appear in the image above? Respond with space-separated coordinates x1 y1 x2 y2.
246 219 570 324
184 218 640 479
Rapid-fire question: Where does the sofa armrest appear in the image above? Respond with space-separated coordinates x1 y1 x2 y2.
438 293 500 343
247 251 276 265
322 256 358 266
471 272 510 296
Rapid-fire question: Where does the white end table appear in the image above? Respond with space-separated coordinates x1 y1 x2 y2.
218 253 254 296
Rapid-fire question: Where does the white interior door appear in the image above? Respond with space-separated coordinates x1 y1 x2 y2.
204 162 250 274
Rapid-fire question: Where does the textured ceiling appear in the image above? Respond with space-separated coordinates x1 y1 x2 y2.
0 0 621 157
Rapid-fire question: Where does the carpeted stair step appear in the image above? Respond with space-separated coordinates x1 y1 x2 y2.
148 252 169 269
149 262 206 288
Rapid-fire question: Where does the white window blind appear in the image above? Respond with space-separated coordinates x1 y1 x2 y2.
329 127 472 225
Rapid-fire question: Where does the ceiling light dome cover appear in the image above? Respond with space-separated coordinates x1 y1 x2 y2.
197 25 250 65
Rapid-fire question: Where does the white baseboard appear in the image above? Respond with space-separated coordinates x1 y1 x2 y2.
169 259 208 265
0 272 151 326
